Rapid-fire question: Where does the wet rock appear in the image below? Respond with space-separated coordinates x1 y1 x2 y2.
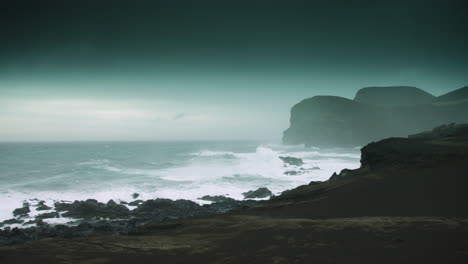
55 199 130 219
284 170 299 175
279 156 304 166
132 193 140 199
36 201 52 211
242 188 273 199
36 212 60 219
2 218 24 225
199 195 235 203
0 196 263 245
106 200 118 206
24 218 47 226
13 203 31 217
128 200 144 206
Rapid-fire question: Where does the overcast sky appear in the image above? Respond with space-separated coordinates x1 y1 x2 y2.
1 0 467 141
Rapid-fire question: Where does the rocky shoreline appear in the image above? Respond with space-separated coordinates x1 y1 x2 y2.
0 191 268 245
0 154 315 245
1 124 468 263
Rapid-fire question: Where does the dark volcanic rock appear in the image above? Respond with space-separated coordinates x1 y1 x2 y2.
55 199 130 219
279 156 304 166
36 201 52 211
0 195 262 246
329 169 354 180
23 218 46 226
13 203 30 217
2 219 24 225
128 200 144 206
265 123 468 218
199 195 235 203
36 212 60 219
132 193 140 199
242 188 273 199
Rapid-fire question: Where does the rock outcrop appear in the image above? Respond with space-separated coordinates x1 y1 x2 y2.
263 123 468 218
283 86 468 147
242 188 273 199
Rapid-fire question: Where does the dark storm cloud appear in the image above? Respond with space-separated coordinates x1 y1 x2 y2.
1 0 467 69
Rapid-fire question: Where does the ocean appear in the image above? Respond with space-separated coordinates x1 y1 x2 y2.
0 141 360 226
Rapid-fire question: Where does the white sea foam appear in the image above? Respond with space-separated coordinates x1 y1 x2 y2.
0 143 361 228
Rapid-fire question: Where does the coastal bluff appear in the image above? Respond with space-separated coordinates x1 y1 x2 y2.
283 85 468 147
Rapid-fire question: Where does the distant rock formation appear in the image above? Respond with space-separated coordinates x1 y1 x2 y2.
435 85 468 104
354 86 435 106
283 86 468 147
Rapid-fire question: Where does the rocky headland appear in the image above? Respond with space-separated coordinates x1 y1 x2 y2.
283 85 468 147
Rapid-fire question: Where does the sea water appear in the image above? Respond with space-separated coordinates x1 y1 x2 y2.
0 141 360 225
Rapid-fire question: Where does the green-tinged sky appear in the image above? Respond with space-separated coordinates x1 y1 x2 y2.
1 0 467 141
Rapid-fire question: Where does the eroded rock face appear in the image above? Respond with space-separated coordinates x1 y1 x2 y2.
242 188 273 199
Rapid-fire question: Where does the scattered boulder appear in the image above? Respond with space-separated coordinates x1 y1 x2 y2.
36 201 52 211
242 188 273 199
132 193 140 199
199 195 235 203
23 218 46 226
13 203 30 217
2 218 24 225
279 156 304 166
0 195 264 245
54 199 130 219
36 212 60 219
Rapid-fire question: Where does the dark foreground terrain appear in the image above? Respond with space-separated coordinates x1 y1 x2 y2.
1 123 468 263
